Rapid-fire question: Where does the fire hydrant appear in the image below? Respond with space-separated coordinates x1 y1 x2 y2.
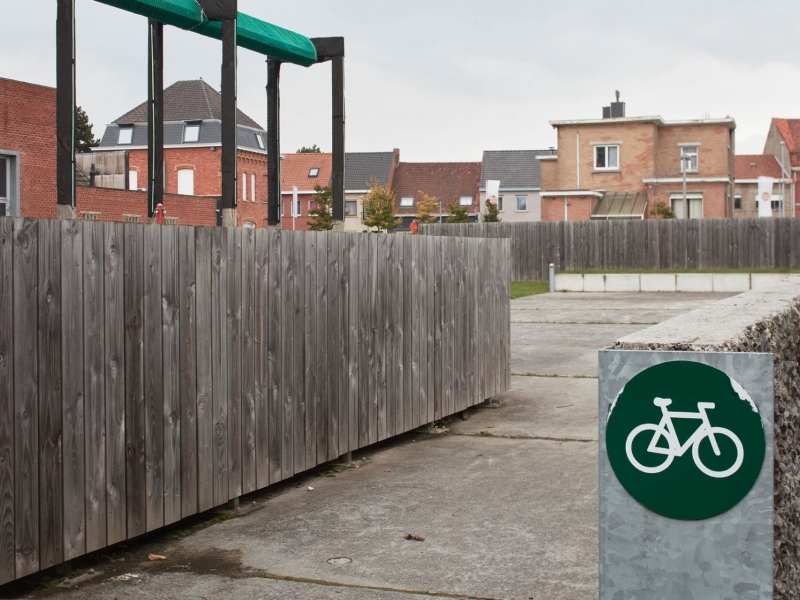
155 203 165 224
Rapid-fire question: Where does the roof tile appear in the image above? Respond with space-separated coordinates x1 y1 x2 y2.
735 155 783 179
391 162 481 214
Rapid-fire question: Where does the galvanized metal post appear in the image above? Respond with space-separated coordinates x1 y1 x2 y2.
549 263 555 292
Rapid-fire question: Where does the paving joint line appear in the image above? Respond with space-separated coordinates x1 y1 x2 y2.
458 432 596 443
511 373 598 379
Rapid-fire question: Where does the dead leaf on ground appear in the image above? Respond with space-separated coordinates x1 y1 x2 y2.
148 554 166 561
384 469 391 473
404 533 425 542
485 425 495 428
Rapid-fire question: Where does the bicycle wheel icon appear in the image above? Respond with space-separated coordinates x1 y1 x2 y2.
692 427 743 478
626 424 673 474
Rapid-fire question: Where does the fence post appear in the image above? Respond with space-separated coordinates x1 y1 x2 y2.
549 263 555 292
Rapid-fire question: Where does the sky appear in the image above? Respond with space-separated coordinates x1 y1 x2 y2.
2 1 800 162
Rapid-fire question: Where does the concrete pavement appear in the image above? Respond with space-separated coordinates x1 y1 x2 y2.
7 292 729 600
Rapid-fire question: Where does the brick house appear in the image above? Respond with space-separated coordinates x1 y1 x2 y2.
391 161 481 231
343 150 399 232
479 149 555 221
539 98 736 221
761 119 799 217
95 79 269 227
279 152 333 230
733 155 792 218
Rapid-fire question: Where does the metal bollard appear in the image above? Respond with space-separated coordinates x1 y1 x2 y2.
549 263 555 292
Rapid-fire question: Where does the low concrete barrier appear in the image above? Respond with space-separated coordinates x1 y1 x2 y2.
612 278 800 598
554 272 791 292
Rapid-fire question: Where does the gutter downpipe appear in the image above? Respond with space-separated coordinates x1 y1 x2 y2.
571 132 579 221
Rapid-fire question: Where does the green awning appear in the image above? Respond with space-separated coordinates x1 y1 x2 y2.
94 0 318 66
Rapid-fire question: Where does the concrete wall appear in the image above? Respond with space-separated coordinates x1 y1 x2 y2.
554 272 790 292
612 278 800 598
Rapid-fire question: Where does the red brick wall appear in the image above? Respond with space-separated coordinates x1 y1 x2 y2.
541 196 594 221
76 187 217 226
280 193 314 230
0 78 58 219
654 182 730 219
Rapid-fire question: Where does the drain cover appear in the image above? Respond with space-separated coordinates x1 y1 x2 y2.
326 557 352 565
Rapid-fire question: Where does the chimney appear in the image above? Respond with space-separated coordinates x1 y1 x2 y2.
603 91 626 119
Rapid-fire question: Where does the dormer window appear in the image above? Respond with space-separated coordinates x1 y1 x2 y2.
183 121 201 143
118 126 133 145
309 168 319 177
255 133 265 150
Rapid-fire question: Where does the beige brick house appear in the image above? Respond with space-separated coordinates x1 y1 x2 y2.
539 98 736 221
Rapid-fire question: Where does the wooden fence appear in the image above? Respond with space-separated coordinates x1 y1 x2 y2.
421 218 800 281
0 218 510 583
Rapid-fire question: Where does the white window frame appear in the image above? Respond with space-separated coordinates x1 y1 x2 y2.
183 123 200 143
242 173 248 202
251 173 256 202
118 127 133 145
497 195 504 212
670 194 703 220
345 200 358 217
177 168 194 196
128 169 138 191
309 168 320 177
680 145 699 173
243 221 256 229
594 144 619 171
255 133 265 150
459 195 473 206
400 196 414 207
0 157 8 215
516 195 528 212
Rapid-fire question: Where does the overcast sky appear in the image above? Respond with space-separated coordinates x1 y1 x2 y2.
2 1 800 161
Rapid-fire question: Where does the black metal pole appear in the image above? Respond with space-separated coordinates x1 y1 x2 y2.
331 54 345 222
56 0 75 215
147 19 164 218
267 57 281 227
220 17 238 223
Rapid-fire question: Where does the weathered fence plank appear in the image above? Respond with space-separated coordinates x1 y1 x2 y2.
210 227 229 504
0 219 14 585
194 227 213 511
178 226 198 518
241 227 256 495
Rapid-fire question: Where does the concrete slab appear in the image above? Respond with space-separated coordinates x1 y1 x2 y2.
555 273 584 292
511 292 732 311
510 308 681 325
751 273 787 289
639 273 675 292
712 272 751 292
584 274 606 292
603 274 639 292
676 273 713 292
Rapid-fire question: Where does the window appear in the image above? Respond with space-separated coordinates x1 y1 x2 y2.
680 146 698 172
183 122 200 143
459 195 473 206
251 174 256 202
516 196 527 212
497 195 504 211
400 196 414 207
0 157 7 216
309 168 319 177
118 127 133 145
594 145 619 170
255 133 265 150
242 173 247 202
734 195 742 210
295 199 302 216
243 221 256 229
771 195 783 211
345 200 357 216
177 169 194 195
129 170 138 191
670 195 703 219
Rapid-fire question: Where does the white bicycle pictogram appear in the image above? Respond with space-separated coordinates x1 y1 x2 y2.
625 397 744 478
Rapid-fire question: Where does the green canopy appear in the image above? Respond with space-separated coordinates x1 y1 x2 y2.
94 0 318 66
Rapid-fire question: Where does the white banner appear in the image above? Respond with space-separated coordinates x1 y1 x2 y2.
486 180 500 204
757 176 773 218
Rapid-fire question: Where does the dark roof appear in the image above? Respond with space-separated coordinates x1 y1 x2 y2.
391 162 481 214
480 149 555 189
345 152 395 189
98 122 266 152
113 79 263 130
735 155 783 179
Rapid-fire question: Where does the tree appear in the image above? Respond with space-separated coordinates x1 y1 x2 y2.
297 144 321 153
413 191 440 232
75 105 100 153
307 183 334 230
650 200 676 219
362 184 401 232
446 202 470 224
483 198 501 222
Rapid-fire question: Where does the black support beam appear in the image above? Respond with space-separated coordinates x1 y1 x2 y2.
147 19 164 218
220 17 238 213
266 57 281 226
56 0 75 211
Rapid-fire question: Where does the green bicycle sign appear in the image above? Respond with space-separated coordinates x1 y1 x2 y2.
606 361 766 520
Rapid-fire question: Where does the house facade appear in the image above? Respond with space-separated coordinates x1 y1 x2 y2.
343 150 399 232
479 150 553 221
733 155 792 218
762 119 799 217
391 161 481 231
279 152 332 230
539 99 736 221
95 79 269 227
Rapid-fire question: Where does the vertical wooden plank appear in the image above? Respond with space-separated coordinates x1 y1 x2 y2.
14 218 38 577
104 222 126 545
254 229 269 488
83 221 106 552
325 233 339 461
227 228 242 500
384 235 395 439
303 233 317 469
160 226 181 526
194 228 214 511
0 219 14 584
368 234 379 443
390 235 403 436
337 234 350 455
210 227 229 505
347 234 359 452
178 226 198 518
38 220 62 570
241 227 256 494
426 235 436 423
143 225 163 532
454 236 466 411
293 233 306 474
433 237 443 420
402 236 413 433
62 220 85 559
358 235 370 448
441 236 454 418
410 238 420 429
376 234 387 441
267 230 283 484
280 232 294 481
